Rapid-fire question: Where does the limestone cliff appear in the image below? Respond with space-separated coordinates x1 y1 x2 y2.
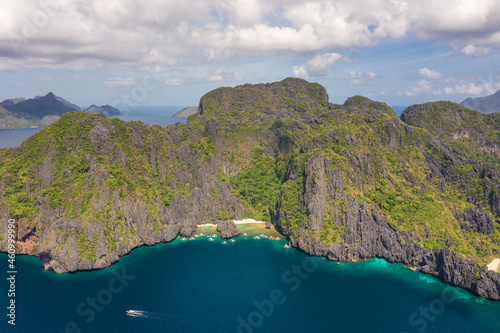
0 78 499 300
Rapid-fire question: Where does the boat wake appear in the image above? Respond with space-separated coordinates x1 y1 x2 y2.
126 310 166 320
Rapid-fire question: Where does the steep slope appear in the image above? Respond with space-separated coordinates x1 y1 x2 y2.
401 101 500 164
4 92 78 118
462 90 500 113
0 78 499 299
0 104 34 129
53 95 82 111
173 107 198 118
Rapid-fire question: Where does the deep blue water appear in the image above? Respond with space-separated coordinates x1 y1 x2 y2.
1 236 499 333
0 106 187 149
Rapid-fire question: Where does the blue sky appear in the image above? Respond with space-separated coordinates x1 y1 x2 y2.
1 0 499 110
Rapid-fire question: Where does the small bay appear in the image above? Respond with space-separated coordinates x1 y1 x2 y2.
1 232 499 333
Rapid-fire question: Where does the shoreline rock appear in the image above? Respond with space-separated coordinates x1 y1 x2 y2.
217 221 241 239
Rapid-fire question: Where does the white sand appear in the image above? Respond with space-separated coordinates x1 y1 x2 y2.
487 258 500 272
196 219 267 228
233 218 266 224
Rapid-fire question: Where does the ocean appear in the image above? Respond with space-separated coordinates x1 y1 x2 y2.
0 106 188 149
1 226 499 333
1 107 499 333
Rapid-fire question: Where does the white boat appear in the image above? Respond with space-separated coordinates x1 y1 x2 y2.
208 238 214 242
126 310 142 317
230 239 235 243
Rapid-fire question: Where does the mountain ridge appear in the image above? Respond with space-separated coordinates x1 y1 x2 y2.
0 93 120 129
0 78 499 299
461 90 500 113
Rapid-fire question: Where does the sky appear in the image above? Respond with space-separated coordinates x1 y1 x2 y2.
1 0 500 110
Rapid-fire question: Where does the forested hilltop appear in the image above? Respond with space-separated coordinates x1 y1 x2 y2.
0 78 499 299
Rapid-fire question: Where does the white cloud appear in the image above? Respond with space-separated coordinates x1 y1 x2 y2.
206 67 243 82
418 68 442 79
444 82 497 95
337 71 379 85
403 73 500 97
0 0 499 75
461 44 490 57
292 65 308 79
37 76 63 82
163 78 181 86
104 77 136 87
403 80 432 96
308 53 345 76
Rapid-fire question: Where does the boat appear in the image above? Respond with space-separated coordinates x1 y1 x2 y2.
284 244 290 249
126 310 142 317
180 237 187 241
230 239 235 243
243 233 248 237
208 238 214 242
222 241 228 244
189 237 195 240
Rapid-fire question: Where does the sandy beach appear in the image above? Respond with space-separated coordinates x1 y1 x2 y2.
196 219 266 228
487 258 500 272
196 223 217 227
233 218 266 224
194 219 281 237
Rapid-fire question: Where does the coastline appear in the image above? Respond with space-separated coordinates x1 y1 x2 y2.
487 258 500 272
195 218 266 228
195 219 282 238
234 218 266 224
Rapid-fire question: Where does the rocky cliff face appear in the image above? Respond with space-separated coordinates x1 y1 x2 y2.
217 221 241 239
277 153 500 300
1 78 499 300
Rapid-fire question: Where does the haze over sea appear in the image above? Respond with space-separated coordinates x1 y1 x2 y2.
1 108 499 333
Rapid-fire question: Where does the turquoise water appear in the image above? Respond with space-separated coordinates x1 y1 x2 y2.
1 236 499 333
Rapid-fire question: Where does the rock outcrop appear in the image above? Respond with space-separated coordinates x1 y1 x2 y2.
217 221 241 239
455 208 494 235
1 78 499 301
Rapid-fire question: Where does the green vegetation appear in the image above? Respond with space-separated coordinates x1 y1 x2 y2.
230 147 281 220
0 78 499 271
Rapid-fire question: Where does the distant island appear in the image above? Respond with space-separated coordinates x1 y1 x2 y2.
461 89 500 113
0 78 499 300
173 106 198 118
83 104 120 116
0 92 120 129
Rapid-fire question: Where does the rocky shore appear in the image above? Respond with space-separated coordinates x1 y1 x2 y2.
1 78 499 300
